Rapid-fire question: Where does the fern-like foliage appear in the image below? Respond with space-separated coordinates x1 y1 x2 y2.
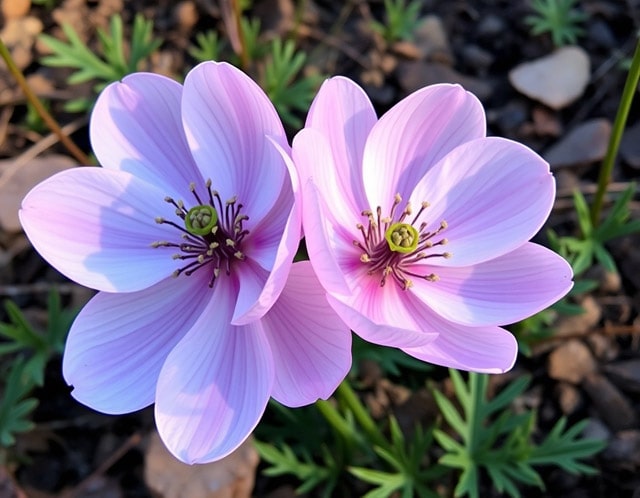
433 370 605 498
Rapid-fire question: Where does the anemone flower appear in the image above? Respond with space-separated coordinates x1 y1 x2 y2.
19 62 351 464
292 77 573 373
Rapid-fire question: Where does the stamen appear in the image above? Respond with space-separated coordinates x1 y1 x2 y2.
152 181 250 287
353 195 452 291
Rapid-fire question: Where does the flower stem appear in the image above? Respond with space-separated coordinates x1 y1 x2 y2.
315 398 354 443
590 39 640 227
335 381 386 447
232 0 249 70
0 38 91 165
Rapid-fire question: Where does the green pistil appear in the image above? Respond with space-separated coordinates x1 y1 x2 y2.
385 222 418 253
185 205 218 236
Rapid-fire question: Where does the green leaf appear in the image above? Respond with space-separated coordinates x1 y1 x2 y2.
0 360 38 447
528 418 606 473
40 13 160 109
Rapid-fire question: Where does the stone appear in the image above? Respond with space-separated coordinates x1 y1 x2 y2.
174 1 199 34
548 339 597 384
582 372 637 431
582 417 611 443
0 154 76 232
1 0 30 19
0 16 43 69
553 295 602 338
544 118 611 168
144 432 259 498
412 15 452 62
476 14 505 38
583 264 622 294
461 44 494 71
555 382 582 415
586 333 619 362
619 120 640 170
509 46 590 109
396 61 492 101
603 359 640 394
602 430 640 469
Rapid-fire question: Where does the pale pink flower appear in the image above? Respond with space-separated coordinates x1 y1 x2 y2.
292 77 573 373
19 62 351 463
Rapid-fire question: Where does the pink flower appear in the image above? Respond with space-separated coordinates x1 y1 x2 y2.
19 62 351 464
292 77 573 373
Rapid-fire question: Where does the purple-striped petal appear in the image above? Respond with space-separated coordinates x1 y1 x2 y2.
182 61 289 220
402 321 518 373
19 167 180 292
155 275 274 464
327 268 439 349
362 84 485 215
411 243 573 326
410 137 556 266
91 73 201 200
302 77 374 212
261 262 351 407
63 273 211 414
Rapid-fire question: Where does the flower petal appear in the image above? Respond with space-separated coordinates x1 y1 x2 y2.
91 73 201 199
327 268 439 349
411 243 573 326
19 168 181 292
232 138 301 325
301 179 354 297
182 61 288 218
302 76 374 210
62 273 211 414
261 262 352 407
293 129 361 230
155 276 274 464
410 137 556 266
402 321 517 374
362 84 485 214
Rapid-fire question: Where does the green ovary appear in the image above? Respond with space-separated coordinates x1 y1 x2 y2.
185 205 218 235
385 222 418 254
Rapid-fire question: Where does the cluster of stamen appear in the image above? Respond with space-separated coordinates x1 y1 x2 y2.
354 193 451 290
151 180 249 287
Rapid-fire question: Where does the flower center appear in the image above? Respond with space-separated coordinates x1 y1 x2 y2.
152 180 249 287
354 193 451 290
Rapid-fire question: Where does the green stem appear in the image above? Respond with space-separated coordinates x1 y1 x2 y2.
336 381 386 447
467 373 486 456
0 38 91 165
315 398 354 444
590 39 640 226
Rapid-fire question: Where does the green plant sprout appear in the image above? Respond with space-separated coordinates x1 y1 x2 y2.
188 30 224 63
548 184 640 276
0 291 76 457
239 17 267 63
262 38 323 128
0 359 39 451
0 291 74 386
256 370 604 497
349 417 443 498
371 0 423 43
524 0 587 47
433 370 605 498
39 14 161 112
